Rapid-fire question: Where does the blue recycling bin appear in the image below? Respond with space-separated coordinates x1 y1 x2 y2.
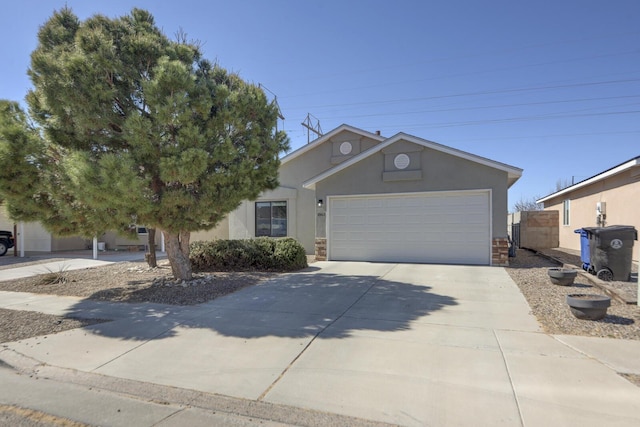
574 228 591 271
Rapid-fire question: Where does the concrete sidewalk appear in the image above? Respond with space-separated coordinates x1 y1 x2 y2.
1 262 640 426
0 250 165 281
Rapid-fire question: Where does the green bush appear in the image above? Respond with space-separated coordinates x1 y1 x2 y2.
274 237 308 270
189 237 308 272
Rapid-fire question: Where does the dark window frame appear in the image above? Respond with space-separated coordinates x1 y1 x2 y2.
255 201 287 237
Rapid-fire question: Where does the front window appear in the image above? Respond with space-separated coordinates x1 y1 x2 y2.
563 199 570 225
256 201 287 237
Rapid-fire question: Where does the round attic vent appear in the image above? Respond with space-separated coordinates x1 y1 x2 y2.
339 141 352 155
394 153 410 170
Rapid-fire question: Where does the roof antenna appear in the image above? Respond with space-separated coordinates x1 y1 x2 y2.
301 113 323 144
258 83 285 132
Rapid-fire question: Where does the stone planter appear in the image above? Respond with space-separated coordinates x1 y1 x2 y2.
566 294 611 320
547 268 578 286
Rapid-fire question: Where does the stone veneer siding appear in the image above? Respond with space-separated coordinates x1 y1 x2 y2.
315 238 327 261
492 237 509 266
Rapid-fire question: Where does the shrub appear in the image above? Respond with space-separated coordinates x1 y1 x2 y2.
189 240 213 271
189 237 308 272
252 237 278 270
274 238 308 271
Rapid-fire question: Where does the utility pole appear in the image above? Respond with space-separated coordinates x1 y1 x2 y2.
301 113 323 144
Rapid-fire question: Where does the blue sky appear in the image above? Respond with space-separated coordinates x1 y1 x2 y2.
1 1 639 210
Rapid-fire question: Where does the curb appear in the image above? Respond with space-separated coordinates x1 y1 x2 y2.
0 348 395 427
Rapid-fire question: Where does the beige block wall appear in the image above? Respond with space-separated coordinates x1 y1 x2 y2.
519 211 559 250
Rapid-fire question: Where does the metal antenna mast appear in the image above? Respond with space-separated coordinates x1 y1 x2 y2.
301 113 323 144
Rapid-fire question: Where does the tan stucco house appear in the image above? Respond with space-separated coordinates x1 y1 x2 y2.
209 124 522 266
0 206 87 252
536 156 640 259
1 205 158 253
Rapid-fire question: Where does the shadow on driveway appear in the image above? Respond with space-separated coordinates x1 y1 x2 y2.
66 271 458 341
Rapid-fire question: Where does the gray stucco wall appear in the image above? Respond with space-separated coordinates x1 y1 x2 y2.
254 131 383 254
314 140 509 239
226 132 511 254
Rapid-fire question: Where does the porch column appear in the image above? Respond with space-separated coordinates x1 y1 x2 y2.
92 236 98 260
492 237 509 266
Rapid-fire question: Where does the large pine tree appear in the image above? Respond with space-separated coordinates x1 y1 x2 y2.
0 8 289 280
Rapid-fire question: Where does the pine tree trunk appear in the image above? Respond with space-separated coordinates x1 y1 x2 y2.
163 230 192 281
145 228 157 268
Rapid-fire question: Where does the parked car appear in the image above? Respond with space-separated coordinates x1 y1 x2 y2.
0 230 15 256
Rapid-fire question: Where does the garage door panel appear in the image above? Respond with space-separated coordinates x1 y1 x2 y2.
367 199 383 208
329 192 490 265
332 214 348 225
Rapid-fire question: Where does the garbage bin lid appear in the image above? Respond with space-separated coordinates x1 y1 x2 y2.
590 225 637 240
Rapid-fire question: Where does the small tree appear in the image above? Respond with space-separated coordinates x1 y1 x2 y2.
0 8 289 280
511 195 543 213
555 178 573 192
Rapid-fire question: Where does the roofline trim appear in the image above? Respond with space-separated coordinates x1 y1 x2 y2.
303 132 522 190
280 124 385 164
536 156 640 203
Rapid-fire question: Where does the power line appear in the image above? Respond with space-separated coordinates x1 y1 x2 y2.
370 110 640 131
284 78 640 111
281 50 640 100
304 94 640 120
281 31 640 85
446 129 640 142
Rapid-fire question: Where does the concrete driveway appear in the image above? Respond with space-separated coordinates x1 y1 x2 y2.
2 261 640 426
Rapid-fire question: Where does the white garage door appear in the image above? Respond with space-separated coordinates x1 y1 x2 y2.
329 191 490 264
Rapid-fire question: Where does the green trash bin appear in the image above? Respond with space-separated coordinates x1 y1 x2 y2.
584 225 637 281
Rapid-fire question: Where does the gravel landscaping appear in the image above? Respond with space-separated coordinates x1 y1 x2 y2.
0 260 276 305
0 260 276 344
506 249 639 340
0 309 106 344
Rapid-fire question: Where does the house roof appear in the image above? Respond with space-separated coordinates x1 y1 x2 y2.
536 155 640 204
281 124 386 165
303 131 523 190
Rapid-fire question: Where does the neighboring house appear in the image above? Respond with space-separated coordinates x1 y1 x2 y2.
209 124 522 266
536 156 640 255
0 205 86 252
0 205 158 253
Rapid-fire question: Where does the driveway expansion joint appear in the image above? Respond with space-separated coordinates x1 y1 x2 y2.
256 267 393 402
493 329 526 427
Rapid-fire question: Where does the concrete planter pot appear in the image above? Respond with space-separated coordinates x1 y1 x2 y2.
566 294 611 320
548 268 578 286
